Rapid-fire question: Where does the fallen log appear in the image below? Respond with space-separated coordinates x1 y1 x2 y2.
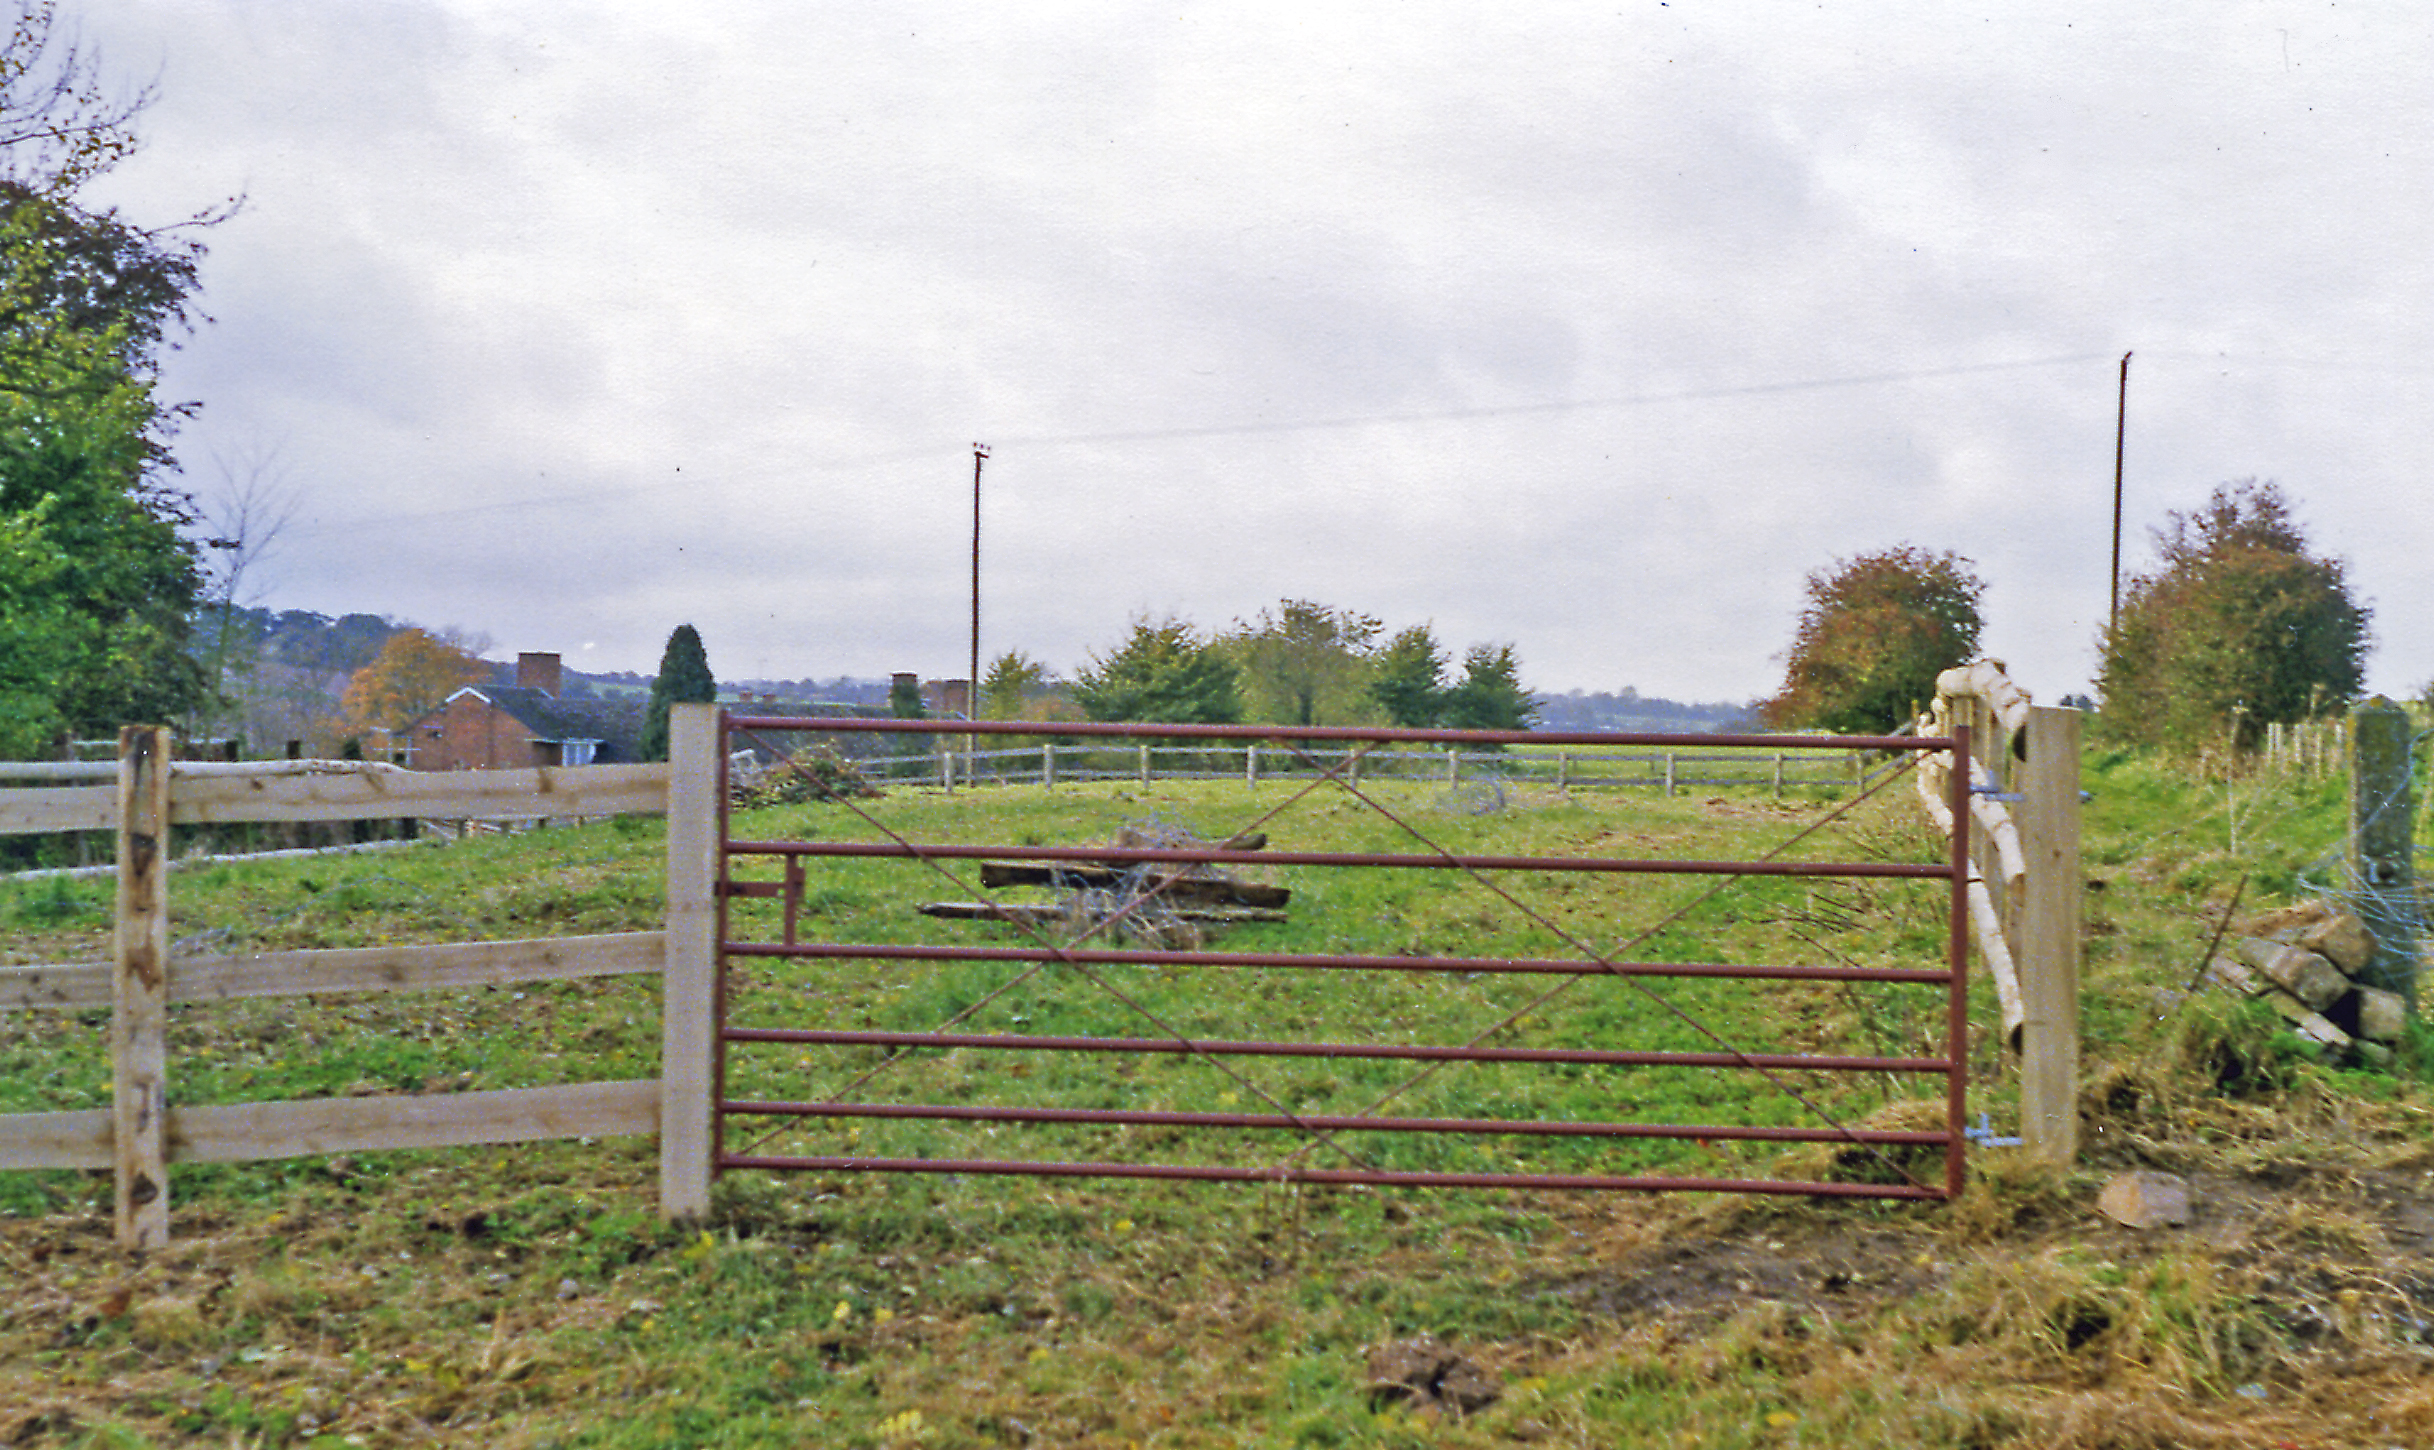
2230 937 2348 1012
917 901 1289 926
976 861 1291 909
2203 955 2388 1065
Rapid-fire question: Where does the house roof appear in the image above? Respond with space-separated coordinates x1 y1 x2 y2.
439 686 648 759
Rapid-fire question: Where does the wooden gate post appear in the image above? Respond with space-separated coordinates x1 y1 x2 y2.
114 726 173 1250
2016 706 2083 1166
2348 697 2418 1007
661 704 720 1222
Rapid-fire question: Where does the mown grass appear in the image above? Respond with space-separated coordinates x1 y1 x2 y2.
4 730 2433 1447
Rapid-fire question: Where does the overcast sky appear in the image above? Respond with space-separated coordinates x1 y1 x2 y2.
74 1 2434 704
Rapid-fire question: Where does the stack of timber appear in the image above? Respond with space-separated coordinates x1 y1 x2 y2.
2203 900 2409 1067
919 828 1290 933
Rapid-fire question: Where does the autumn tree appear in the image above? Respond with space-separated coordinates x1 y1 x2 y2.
639 623 716 762
1221 599 1383 728
1071 616 1242 723
2098 480 2368 751
1760 547 1985 735
340 629 486 736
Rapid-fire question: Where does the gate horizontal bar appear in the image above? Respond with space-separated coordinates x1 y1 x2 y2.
723 1027 1949 1073
724 839 1954 879
730 714 1951 753
716 1152 1944 1199
723 1097 1951 1145
725 940 1953 984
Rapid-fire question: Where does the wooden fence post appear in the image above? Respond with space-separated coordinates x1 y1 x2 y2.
113 726 173 1250
1245 744 1258 784
1138 744 1151 787
2349 698 2418 1007
1662 752 1676 798
660 703 720 1222
2017 706 2082 1166
1042 743 1056 788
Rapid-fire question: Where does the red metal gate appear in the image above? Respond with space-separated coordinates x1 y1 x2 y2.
708 716 1972 1201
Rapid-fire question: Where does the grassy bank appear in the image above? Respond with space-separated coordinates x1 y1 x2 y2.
3 738 2431 1447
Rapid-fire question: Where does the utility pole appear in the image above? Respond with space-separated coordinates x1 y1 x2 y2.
2109 352 2131 635
970 443 988 747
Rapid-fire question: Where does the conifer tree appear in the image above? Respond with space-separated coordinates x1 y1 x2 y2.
640 624 716 761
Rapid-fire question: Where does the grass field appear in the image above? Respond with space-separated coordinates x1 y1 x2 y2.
4 734 2432 1447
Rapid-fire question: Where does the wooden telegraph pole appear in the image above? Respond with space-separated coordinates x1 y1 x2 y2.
2109 352 2131 634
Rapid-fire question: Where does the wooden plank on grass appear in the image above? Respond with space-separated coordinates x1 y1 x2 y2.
168 762 671 825
4 933 666 1012
167 1080 660 1162
0 1108 112 1170
0 784 115 835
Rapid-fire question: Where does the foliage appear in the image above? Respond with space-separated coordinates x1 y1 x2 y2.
888 672 926 719
1370 623 1451 727
1221 598 1384 728
1760 545 1985 734
735 745 879 805
1070 615 1243 723
981 649 1054 720
1439 642 1539 733
0 11 232 754
639 623 717 762
0 190 205 751
2098 480 2369 752
338 628 486 736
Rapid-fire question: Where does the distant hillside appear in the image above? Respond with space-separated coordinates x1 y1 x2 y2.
1532 688 1758 734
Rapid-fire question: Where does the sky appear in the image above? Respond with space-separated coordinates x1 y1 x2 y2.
69 1 2434 704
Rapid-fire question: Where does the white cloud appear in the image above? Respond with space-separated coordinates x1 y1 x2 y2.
67 0 2434 702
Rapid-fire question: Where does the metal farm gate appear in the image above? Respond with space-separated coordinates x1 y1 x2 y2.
702 715 1974 1202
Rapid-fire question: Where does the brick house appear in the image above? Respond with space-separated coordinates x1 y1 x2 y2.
405 652 645 770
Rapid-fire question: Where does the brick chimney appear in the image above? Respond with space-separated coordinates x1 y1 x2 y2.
517 651 563 697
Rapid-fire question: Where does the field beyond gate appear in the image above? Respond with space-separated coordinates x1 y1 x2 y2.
705 716 1971 1202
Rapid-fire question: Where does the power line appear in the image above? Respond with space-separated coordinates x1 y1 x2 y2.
271 350 2117 537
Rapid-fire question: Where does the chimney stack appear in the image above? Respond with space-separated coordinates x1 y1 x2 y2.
517 651 563 697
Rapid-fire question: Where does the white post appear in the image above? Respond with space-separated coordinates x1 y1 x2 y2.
660 703 719 1222
1245 743 1259 784
1042 742 1056 788
2017 706 2083 1166
1139 743 1151 786
1663 752 1676 798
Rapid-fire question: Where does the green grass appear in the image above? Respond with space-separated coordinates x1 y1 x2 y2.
4 729 2432 1447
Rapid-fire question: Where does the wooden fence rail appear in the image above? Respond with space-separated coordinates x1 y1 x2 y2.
0 731 691 1248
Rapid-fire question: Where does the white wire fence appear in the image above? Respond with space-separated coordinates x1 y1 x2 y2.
806 738 1885 797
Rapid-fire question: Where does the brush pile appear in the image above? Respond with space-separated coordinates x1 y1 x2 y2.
2202 899 2411 1067
918 823 1289 947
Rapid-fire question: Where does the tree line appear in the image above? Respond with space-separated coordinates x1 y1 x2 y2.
1760 479 2376 753
959 601 1538 734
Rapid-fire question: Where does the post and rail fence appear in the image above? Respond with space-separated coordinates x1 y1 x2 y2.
5 705 2032 1246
